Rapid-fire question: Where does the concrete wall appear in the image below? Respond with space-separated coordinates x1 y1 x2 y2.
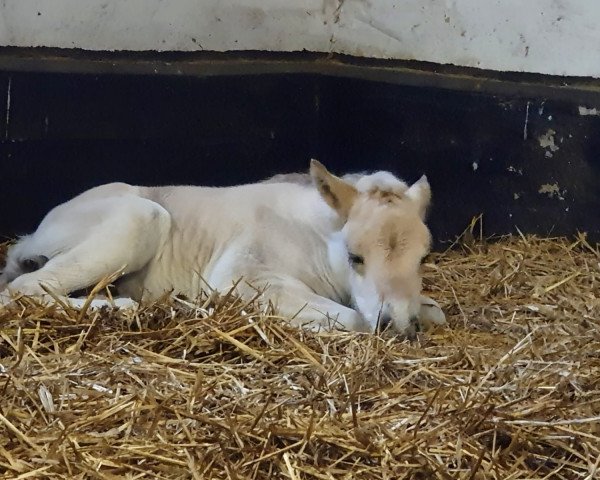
1 1 599 77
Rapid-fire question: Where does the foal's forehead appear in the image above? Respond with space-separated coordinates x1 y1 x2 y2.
367 189 404 205
382 210 431 245
349 196 430 248
353 188 414 217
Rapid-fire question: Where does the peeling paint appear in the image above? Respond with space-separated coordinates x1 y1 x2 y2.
538 129 559 158
578 106 600 116
4 75 11 141
538 101 545 116
523 101 530 140
538 183 566 200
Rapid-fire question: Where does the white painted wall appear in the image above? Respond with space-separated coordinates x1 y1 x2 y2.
1 0 599 78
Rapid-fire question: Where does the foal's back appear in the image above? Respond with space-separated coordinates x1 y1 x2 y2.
124 181 341 298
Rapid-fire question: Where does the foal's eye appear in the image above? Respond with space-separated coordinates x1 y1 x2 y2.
348 253 364 266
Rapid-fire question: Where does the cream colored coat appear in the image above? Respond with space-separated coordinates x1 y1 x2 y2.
0 161 445 336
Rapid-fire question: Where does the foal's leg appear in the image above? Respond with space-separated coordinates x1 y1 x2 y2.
418 295 446 329
2 195 170 306
266 281 370 333
222 274 368 332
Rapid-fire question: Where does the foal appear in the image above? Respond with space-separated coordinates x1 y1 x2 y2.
0 160 445 337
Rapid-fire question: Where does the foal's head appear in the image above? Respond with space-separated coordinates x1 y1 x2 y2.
311 160 432 337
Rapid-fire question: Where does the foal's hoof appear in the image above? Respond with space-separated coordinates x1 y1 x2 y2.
419 298 446 330
67 297 139 311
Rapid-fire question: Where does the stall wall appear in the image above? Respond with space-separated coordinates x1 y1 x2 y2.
1 1 600 77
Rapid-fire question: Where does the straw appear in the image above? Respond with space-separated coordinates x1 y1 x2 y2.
0 233 599 479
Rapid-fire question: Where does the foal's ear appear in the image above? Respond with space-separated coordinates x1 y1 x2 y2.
310 159 358 219
406 175 431 220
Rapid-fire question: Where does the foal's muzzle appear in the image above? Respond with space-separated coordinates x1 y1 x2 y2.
404 316 421 340
377 313 421 340
377 313 393 332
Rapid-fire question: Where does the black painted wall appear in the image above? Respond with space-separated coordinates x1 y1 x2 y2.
1 70 599 245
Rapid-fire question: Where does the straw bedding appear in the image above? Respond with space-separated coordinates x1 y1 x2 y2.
0 233 599 479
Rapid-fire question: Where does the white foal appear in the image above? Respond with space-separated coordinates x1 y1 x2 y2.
0 160 445 337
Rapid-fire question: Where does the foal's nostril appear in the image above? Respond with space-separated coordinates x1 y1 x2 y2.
404 317 421 341
409 316 421 333
405 325 418 341
378 314 392 332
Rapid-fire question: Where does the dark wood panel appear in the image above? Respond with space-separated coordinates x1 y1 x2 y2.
319 78 600 244
0 67 599 245
6 73 319 141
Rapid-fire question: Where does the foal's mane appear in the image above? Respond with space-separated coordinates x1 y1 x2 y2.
261 171 372 187
261 173 313 186
261 170 408 205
